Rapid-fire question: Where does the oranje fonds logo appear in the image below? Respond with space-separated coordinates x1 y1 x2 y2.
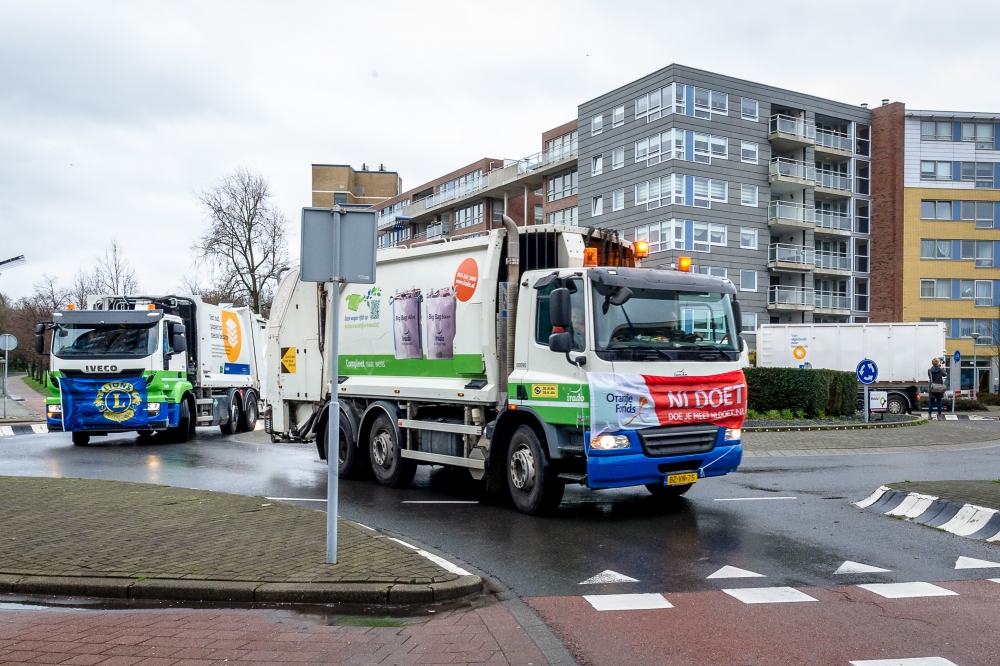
222 311 242 363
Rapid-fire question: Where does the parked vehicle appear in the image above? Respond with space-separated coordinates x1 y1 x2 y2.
265 219 748 515
756 322 947 414
38 295 267 445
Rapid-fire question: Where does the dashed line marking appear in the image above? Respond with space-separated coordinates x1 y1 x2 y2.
850 658 959 666
583 593 672 611
713 496 798 502
722 587 817 604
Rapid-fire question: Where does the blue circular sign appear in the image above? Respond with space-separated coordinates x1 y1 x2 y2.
954 350 962 364
856 359 878 385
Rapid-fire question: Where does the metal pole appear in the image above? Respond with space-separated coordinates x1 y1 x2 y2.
3 348 7 420
973 342 979 402
864 383 868 423
326 212 341 565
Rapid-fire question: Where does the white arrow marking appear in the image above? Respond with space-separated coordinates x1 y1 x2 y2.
955 555 1000 569
835 561 892 574
579 570 639 584
707 565 765 579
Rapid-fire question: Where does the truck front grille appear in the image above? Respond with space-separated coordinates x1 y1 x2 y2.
637 425 719 458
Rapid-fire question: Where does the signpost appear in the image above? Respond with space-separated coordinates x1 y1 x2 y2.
952 350 961 414
856 359 878 423
299 206 377 564
0 334 18 419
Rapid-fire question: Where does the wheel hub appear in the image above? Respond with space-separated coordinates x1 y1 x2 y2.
372 431 393 468
510 445 536 491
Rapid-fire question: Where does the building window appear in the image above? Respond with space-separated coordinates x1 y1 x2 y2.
920 121 954 141
920 279 952 299
547 170 578 202
635 174 728 209
856 160 870 195
592 154 603 176
592 195 603 216
856 124 871 156
612 146 624 170
740 141 758 164
741 312 758 333
452 202 483 231
976 241 994 267
334 193 348 205
741 98 759 121
546 131 578 160
959 161 995 188
634 129 729 166
547 207 578 226
534 204 543 225
612 105 625 127
920 160 952 181
855 200 870 234
976 280 993 306
962 200 995 228
740 227 757 249
920 239 953 260
740 184 758 207
854 279 869 312
855 239 869 272
591 114 603 136
739 270 757 292
634 83 728 121
961 122 995 148
920 200 952 220
693 265 728 278
612 188 624 211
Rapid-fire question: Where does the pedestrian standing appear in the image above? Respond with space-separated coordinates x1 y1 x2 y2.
928 357 947 420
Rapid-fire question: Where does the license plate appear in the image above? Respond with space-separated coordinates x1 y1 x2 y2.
666 472 698 486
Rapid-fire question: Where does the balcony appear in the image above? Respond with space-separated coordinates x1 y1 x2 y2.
517 146 576 174
768 244 815 272
814 291 851 312
768 114 816 151
767 286 815 311
814 251 852 275
814 209 853 236
814 170 853 199
769 157 816 195
422 179 488 210
767 201 816 231
815 128 853 159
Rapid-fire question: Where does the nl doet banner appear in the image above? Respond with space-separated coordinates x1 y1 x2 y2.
588 370 747 436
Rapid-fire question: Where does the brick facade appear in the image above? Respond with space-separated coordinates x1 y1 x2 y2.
869 102 906 322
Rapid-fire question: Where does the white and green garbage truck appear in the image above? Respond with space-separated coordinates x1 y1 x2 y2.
264 219 749 514
38 295 266 446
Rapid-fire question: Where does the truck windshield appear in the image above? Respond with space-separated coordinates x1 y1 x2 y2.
52 323 158 359
591 284 739 361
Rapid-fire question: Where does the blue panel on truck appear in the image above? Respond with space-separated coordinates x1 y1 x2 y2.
224 363 251 375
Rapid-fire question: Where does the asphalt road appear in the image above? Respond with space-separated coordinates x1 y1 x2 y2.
4 425 1000 601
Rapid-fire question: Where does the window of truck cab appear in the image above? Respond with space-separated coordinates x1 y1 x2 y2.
52 323 159 359
534 277 585 352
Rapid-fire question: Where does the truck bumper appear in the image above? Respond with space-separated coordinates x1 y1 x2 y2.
586 432 742 490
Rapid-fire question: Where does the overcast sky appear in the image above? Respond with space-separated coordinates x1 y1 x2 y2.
2 0 1000 301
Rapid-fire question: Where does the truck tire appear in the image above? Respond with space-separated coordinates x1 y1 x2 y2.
220 395 241 435
645 482 692 499
239 392 258 432
506 425 564 515
167 400 190 444
318 411 359 479
886 394 907 414
71 432 90 446
369 414 416 488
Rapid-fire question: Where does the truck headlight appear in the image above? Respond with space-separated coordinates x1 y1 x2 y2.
47 404 62 415
148 403 162 414
590 434 631 450
725 428 741 441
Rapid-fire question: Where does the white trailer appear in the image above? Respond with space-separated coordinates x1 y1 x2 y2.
756 322 947 413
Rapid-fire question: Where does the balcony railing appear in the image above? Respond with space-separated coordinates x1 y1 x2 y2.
768 285 814 306
517 146 578 174
814 251 851 271
815 170 853 191
815 209 852 231
768 200 816 225
423 179 488 209
769 157 817 182
816 128 853 152
768 243 815 266
815 291 851 310
769 114 816 140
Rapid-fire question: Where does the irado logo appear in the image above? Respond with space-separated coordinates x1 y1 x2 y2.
221 311 242 363
95 381 142 423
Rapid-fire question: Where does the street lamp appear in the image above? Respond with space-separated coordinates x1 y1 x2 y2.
0 255 26 275
971 332 981 400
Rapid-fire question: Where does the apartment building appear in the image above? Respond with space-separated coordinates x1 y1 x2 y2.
311 164 401 208
872 103 1000 393
576 65 874 346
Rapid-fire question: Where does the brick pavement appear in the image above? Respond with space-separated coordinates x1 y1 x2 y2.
0 600 547 666
0 374 41 423
0 477 480 604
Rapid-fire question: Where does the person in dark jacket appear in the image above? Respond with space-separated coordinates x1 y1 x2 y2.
928 357 947 420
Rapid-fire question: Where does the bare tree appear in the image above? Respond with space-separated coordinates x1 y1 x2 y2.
92 239 139 296
176 274 246 308
31 274 70 310
195 167 289 315
69 267 96 309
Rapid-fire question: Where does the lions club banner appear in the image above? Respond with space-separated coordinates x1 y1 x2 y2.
588 370 747 436
60 375 149 431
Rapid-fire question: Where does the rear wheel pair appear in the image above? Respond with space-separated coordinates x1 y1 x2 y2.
219 392 258 435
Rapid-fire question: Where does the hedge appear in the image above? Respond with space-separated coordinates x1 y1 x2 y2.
744 367 857 417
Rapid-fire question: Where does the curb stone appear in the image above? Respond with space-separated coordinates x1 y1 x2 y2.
855 485 1000 541
129 579 260 602
745 417 924 432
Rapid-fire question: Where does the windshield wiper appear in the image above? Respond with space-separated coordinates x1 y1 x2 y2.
617 344 675 361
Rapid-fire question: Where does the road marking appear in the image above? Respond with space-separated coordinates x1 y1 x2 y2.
354 522 376 531
30 424 48 434
855 486 891 508
857 582 958 599
707 565 765 579
0 426 13 436
835 561 892 574
851 657 958 666
265 497 326 502
943 415 958 420
955 555 1000 569
401 500 479 504
722 587 817 604
713 496 798 501
388 537 472 576
579 570 639 584
583 593 672 611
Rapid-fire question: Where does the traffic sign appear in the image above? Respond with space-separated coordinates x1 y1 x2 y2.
856 358 878 385
953 349 961 364
0 334 17 351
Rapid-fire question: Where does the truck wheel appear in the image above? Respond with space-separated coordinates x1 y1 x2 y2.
168 400 190 444
886 395 907 414
645 482 692 499
239 392 258 432
71 432 90 446
219 396 241 435
369 414 416 488
319 411 358 479
506 425 564 515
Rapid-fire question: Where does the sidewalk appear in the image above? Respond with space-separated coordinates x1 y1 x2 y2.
0 477 481 604
0 374 45 423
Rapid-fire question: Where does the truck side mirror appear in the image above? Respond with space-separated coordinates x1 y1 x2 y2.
549 288 571 328
171 323 187 353
35 324 45 334
549 331 572 353
36 334 44 354
730 298 744 349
